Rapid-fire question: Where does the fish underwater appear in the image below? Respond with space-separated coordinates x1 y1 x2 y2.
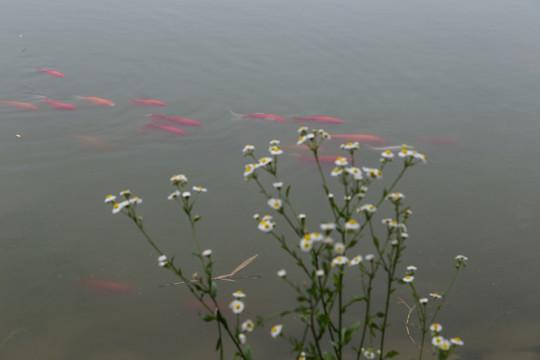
0 100 38 110
143 123 186 135
330 134 385 143
37 68 65 77
39 96 76 110
79 277 132 293
232 112 287 123
130 98 167 106
76 96 115 106
148 114 202 127
292 115 344 124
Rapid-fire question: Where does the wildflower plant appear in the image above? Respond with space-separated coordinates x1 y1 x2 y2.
240 128 467 360
104 128 467 360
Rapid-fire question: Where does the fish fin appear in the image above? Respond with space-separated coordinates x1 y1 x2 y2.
230 111 243 121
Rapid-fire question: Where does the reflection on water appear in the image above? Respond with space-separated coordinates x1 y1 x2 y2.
1 0 540 358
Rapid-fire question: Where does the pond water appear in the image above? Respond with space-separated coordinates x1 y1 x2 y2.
1 0 540 359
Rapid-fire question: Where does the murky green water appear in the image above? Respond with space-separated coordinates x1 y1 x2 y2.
1 0 540 358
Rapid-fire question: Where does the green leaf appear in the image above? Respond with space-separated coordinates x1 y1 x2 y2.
323 352 336 360
373 235 379 247
210 281 217 297
285 185 292 198
386 350 399 358
199 313 215 322
215 337 222 351
244 346 253 360
375 312 386 318
341 321 361 345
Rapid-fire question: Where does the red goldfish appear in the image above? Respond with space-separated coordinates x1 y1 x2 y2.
76 96 115 106
292 115 344 124
37 68 65 77
79 277 132 293
330 134 385 143
40 97 76 110
143 123 186 135
130 98 166 106
148 114 202 127
417 137 458 144
237 112 287 123
0 100 38 110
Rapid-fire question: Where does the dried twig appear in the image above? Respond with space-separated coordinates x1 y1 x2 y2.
159 254 260 287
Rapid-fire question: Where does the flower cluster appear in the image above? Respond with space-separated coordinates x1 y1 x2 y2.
104 190 143 217
430 323 464 355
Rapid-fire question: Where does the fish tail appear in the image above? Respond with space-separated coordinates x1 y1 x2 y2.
230 111 243 121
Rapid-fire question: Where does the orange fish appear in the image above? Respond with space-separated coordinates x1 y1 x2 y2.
37 68 65 77
148 114 202 126
71 134 108 149
79 277 132 293
292 115 344 124
330 134 385 143
0 100 38 110
40 97 76 110
143 123 186 135
76 96 115 106
241 113 287 123
130 98 166 106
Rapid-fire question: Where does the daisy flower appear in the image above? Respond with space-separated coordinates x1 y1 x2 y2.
192 186 207 192
112 200 129 214
120 189 131 198
419 298 428 304
406 265 417 272
272 182 283 189
202 249 212 257
277 269 287 278
362 348 376 359
309 232 324 241
346 167 363 180
158 255 168 267
439 340 451 350
242 144 255 155
129 196 142 205
430 323 443 333
334 156 349 167
331 167 343 177
241 319 255 332
258 157 273 167
359 204 376 213
168 190 180 200
402 275 414 283
267 198 282 210
269 139 280 146
269 146 283 155
430 292 442 299
341 142 360 150
229 300 245 314
170 174 188 185
381 150 394 159
349 256 362 266
320 223 336 232
104 194 116 203
345 219 360 231
244 163 258 178
432 336 444 347
450 337 464 346
258 220 274 232
232 290 246 299
300 238 313 252
315 269 325 277
362 167 382 179
334 242 345 254
238 333 247 345
331 256 348 267
270 324 283 338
